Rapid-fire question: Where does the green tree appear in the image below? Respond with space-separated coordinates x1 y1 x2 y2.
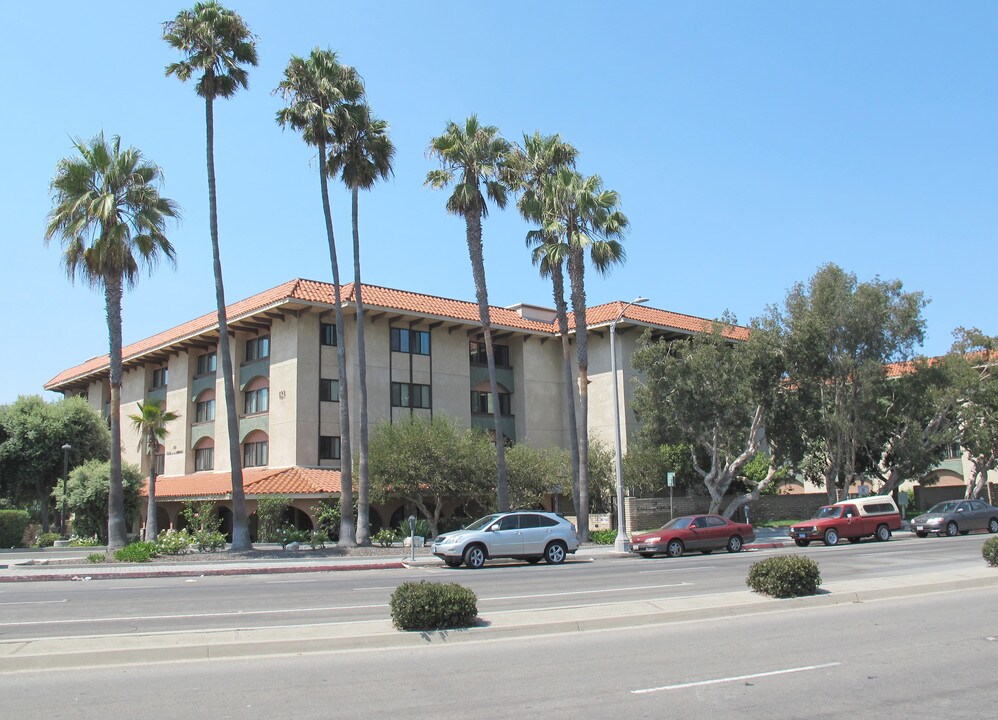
0 396 110 530
54 459 143 543
44 134 178 549
128 399 179 540
426 116 515 512
275 48 364 546
327 101 395 546
368 416 494 538
949 329 998 498
164 1 258 552
505 442 571 510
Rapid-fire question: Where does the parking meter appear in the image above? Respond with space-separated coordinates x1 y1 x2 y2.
408 514 416 560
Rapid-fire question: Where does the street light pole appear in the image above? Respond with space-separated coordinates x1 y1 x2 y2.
61 443 72 538
611 297 648 554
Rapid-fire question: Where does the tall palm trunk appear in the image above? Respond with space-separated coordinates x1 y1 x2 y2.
351 186 371 545
205 92 250 551
104 277 127 549
466 210 509 511
146 439 159 540
567 242 590 542
318 141 355 546
551 261 580 513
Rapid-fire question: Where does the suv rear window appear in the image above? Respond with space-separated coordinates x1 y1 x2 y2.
519 514 540 529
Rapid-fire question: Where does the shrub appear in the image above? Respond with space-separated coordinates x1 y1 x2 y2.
277 526 310 549
33 532 62 548
69 534 102 547
983 537 998 567
373 528 397 547
56 459 143 543
114 541 159 563
155 528 194 555
87 552 107 563
0 510 31 548
256 496 291 542
588 529 616 545
308 530 329 550
193 530 226 553
746 555 822 598
397 518 431 540
390 581 478 631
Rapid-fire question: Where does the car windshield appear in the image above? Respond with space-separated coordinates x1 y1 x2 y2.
927 501 960 514
462 514 502 531
661 517 693 530
814 506 842 519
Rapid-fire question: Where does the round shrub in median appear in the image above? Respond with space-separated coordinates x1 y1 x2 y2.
390 581 478 631
746 555 821 598
982 537 998 567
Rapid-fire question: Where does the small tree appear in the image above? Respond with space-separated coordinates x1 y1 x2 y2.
256 496 291 542
505 443 570 510
54 459 142 543
128 399 179 540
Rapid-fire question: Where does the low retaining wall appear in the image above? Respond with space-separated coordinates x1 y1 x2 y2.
623 494 829 531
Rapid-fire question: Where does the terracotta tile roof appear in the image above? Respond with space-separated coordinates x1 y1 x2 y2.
577 301 751 341
146 466 342 499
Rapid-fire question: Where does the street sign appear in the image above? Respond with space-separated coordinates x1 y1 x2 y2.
667 472 675 487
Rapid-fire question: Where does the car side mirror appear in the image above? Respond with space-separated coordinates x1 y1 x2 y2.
488 524 500 532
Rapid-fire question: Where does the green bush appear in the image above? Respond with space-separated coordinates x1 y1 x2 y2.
256 496 291 542
397 518 431 539
373 528 397 547
390 581 478 631
87 552 106 563
588 529 616 545
277 526 310 549
982 537 998 567
307 530 329 550
69 534 102 547
33 532 62 548
746 555 822 598
155 528 194 555
114 541 159 563
193 530 226 553
0 510 31 548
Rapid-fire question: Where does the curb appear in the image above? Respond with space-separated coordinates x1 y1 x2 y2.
0 561 406 583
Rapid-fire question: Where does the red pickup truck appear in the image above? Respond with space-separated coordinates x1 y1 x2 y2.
789 496 901 547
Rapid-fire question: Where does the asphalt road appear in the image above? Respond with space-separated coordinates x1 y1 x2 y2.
0 532 991 640
3 582 996 719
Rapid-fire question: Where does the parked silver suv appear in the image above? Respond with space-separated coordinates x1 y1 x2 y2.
432 511 580 568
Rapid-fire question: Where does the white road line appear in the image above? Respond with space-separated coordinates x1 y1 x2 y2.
482 583 691 602
631 662 842 694
0 599 68 606
638 566 712 574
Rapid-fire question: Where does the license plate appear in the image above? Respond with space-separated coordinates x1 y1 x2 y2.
915 526 923 531
797 533 807 539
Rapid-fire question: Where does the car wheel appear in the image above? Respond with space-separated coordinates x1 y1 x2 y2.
915 531 928 538
875 524 891 542
848 537 861 544
444 558 462 568
666 539 684 558
823 528 839 546
526 557 542 564
794 539 810 547
639 552 656 558
946 522 959 537
989 518 998 534
463 544 486 569
544 541 567 564
726 535 743 553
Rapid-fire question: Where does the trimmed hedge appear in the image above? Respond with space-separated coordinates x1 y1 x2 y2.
746 555 821 598
0 510 31 548
114 541 159 563
390 581 478 631
983 537 998 567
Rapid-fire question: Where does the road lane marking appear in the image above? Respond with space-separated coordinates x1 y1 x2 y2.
638 566 712 574
482 583 692 602
0 599 68 606
632 662 842 694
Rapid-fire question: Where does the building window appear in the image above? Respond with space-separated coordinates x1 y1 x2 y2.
469 341 510 367
151 367 168 389
390 327 430 355
244 386 269 415
391 382 431 409
153 452 165 475
246 335 271 361
195 445 214 471
195 397 215 423
243 441 268 468
471 391 511 416
320 323 337 346
319 435 341 460
944 443 962 460
196 352 217 376
320 378 339 402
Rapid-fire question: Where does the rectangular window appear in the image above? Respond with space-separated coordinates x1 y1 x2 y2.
196 352 217 376
195 447 214 471
391 327 430 355
195 399 215 423
471 391 511 416
320 378 340 402
319 435 341 460
246 335 271 361
320 323 337 346
151 367 168 389
153 454 165 475
391 382 431 409
243 441 268 468
469 341 510 367
244 387 269 415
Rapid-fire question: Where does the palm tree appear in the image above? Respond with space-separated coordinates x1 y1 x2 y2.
163 1 258 551
513 132 582 512
275 48 364 546
45 133 179 550
129 399 180 541
426 116 514 511
539 168 627 540
327 102 395 546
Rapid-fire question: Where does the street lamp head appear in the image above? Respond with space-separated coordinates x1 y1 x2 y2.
62 443 72 452
632 297 649 305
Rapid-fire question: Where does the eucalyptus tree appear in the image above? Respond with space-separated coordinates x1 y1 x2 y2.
536 168 627 539
128 399 180 540
327 102 395 545
275 48 364 545
163 1 258 551
45 133 178 549
949 329 998 499
426 115 515 511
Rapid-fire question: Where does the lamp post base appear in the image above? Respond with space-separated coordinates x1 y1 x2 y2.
613 531 630 554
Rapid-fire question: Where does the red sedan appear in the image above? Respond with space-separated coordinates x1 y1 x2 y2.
629 514 756 558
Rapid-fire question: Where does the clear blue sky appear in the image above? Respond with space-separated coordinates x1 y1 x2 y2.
3 1 996 404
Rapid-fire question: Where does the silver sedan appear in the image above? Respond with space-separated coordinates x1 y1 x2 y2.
910 499 998 537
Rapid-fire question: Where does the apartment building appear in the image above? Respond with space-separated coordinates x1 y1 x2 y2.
45 278 727 537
